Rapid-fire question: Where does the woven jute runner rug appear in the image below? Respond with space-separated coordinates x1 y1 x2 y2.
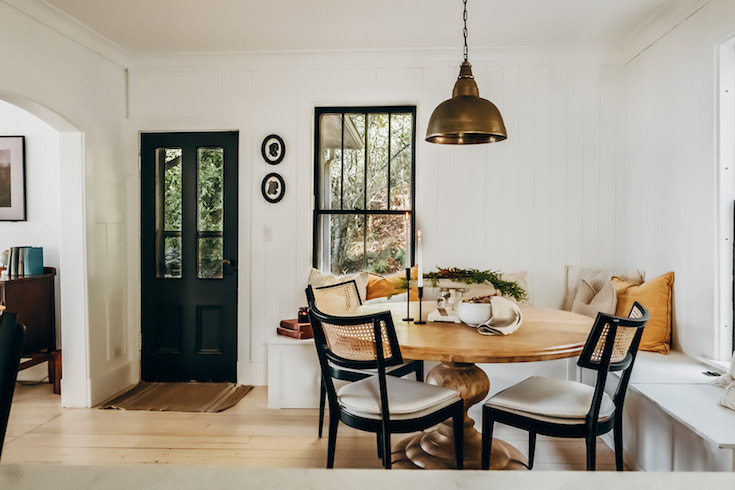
100 382 253 412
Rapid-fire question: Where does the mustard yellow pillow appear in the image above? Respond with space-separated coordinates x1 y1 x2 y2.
366 265 419 301
612 272 674 354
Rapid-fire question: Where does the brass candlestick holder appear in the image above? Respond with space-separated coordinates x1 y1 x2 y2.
415 286 426 324
402 267 414 322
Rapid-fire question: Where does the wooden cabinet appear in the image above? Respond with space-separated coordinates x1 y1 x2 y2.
0 267 60 394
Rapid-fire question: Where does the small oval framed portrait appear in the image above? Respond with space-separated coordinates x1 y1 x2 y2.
261 134 285 165
261 172 285 203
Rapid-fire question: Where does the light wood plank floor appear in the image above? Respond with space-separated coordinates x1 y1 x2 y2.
3 383 618 470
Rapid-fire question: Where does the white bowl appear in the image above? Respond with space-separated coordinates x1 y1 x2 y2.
457 301 492 326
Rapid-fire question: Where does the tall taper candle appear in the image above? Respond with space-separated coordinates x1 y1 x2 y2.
404 212 411 266
417 230 423 287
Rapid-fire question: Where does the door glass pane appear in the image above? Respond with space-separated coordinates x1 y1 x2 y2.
163 236 182 278
197 148 224 279
367 113 388 210
155 148 182 278
389 113 412 210
367 214 409 273
199 237 223 279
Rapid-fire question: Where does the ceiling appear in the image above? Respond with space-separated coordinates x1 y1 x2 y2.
40 0 704 56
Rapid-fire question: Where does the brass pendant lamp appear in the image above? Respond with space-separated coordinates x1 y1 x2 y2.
425 0 507 145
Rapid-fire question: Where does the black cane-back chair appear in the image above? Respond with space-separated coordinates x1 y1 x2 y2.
481 302 649 471
0 312 25 459
306 287 463 469
307 281 423 438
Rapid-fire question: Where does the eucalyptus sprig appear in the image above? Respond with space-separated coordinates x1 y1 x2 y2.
401 267 528 302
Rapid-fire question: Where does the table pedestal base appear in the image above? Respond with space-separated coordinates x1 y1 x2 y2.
390 361 528 470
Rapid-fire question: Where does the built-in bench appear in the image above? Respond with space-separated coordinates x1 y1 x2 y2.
267 335 735 471
600 351 735 471
266 336 321 409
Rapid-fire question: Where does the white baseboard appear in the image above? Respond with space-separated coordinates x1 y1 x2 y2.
88 360 138 407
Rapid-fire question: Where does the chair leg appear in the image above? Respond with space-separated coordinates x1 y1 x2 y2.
381 429 392 469
376 432 383 459
318 379 326 438
585 433 597 471
326 412 339 468
614 413 625 471
481 407 493 470
452 402 464 469
528 431 537 470
415 362 424 382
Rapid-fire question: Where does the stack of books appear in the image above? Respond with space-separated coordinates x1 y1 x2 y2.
277 319 313 339
6 246 43 277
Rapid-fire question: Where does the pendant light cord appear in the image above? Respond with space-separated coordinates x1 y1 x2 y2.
462 0 469 62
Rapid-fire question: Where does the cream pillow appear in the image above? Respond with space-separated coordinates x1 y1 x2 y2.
562 266 645 311
571 279 617 318
308 269 369 302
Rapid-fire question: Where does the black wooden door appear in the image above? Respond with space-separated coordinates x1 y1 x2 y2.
140 132 238 381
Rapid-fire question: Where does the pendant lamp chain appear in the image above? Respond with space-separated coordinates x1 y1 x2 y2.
462 0 469 62
424 0 507 144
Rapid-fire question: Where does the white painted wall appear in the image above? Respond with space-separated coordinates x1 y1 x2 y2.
128 47 626 384
0 2 132 406
624 0 735 360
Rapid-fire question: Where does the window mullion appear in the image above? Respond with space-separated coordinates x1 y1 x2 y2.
340 113 345 210
363 112 368 212
387 112 392 211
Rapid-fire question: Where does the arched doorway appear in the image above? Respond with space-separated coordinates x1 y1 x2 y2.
0 92 89 407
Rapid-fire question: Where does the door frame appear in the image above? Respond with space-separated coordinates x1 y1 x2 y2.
139 131 239 382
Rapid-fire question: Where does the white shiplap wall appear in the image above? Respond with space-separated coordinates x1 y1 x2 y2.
624 0 735 359
0 2 130 406
129 49 625 384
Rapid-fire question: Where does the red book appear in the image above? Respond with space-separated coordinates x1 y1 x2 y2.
277 326 313 339
280 319 312 333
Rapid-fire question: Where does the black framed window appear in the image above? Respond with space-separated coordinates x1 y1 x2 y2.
313 106 416 274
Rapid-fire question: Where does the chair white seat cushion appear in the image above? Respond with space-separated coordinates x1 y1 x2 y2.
338 375 460 420
485 376 615 424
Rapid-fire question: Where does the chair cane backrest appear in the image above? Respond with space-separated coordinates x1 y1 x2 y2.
311 279 363 315
578 302 649 372
0 312 25 459
576 302 649 424
306 286 403 370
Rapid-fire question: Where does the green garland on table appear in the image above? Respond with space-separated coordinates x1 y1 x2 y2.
399 267 528 302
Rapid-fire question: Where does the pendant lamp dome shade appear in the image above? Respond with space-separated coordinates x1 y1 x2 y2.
425 61 507 144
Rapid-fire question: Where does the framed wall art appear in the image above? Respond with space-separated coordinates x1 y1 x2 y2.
0 136 26 221
261 134 285 165
261 173 285 203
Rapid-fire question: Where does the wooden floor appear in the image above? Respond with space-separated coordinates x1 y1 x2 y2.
2 382 618 470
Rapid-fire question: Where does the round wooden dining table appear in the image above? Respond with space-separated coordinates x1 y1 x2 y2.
360 302 595 470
